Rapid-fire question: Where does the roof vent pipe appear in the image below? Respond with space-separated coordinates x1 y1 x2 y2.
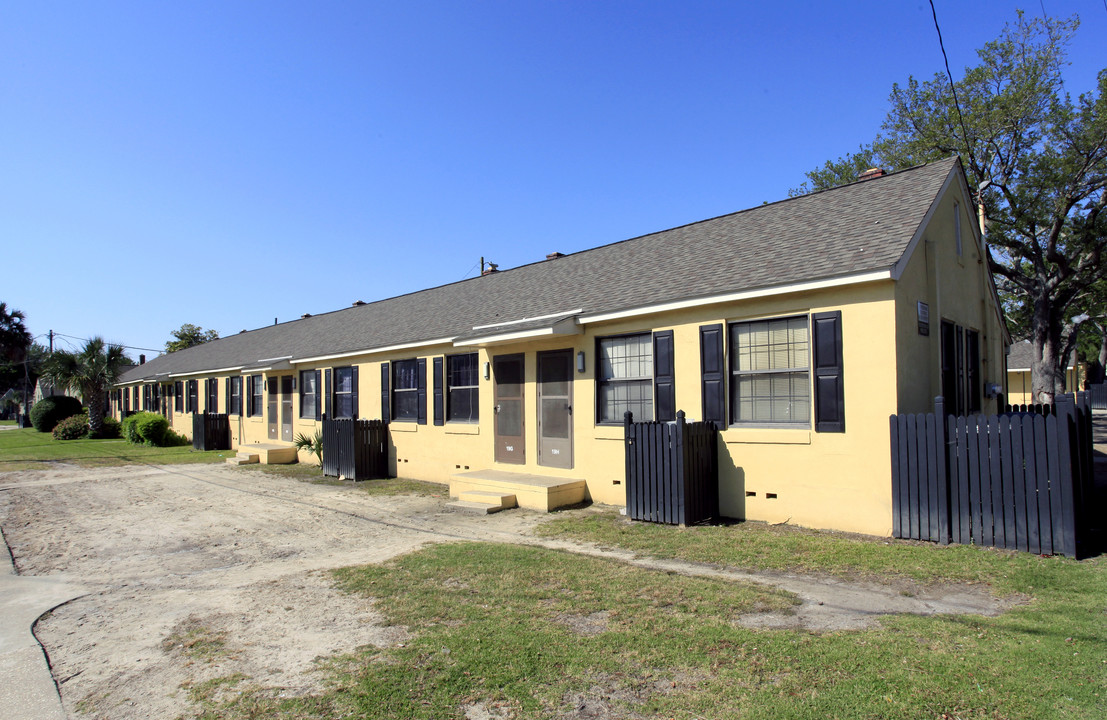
482 262 500 275
546 252 565 260
139 354 145 365
301 313 312 319
858 167 886 180
352 300 365 306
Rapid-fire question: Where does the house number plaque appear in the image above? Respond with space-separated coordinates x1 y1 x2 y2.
917 301 930 336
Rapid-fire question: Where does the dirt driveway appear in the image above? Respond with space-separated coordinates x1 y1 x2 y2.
0 462 1011 720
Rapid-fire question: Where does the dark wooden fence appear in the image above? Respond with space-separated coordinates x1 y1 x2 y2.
1003 402 1056 416
891 393 1095 558
624 410 719 526
321 418 390 481
192 412 230 451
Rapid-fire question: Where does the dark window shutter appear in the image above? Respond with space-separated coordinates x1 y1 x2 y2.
225 378 230 413
417 358 427 425
380 362 390 423
433 357 444 426
700 324 726 425
812 311 845 433
350 365 359 419
314 370 322 421
653 331 675 422
324 368 332 419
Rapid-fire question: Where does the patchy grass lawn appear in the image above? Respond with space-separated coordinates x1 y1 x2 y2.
0 419 16 426
0 427 228 471
232 462 449 497
186 519 1106 720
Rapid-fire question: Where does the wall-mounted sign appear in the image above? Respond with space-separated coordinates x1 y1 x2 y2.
917 301 930 336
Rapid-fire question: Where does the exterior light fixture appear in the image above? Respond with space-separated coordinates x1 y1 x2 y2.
577 350 586 373
484 361 491 380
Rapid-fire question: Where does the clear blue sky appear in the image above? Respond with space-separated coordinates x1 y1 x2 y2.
3 1 1104 358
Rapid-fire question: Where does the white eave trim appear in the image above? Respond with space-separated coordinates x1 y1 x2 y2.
460 317 582 346
293 337 456 365
167 365 246 379
578 270 893 325
470 308 584 331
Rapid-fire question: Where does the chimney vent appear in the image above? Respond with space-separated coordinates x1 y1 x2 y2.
301 313 312 319
858 167 886 181
352 300 365 306
482 262 500 275
139 354 146 365
546 252 565 260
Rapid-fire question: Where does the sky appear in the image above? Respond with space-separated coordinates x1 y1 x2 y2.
3 1 1105 359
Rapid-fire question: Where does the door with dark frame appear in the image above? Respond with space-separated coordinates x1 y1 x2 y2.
537 349 573 469
493 354 525 464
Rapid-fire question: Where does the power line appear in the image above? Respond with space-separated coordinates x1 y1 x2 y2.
928 0 978 175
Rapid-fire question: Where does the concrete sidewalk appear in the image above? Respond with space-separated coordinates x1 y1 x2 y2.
0 531 87 720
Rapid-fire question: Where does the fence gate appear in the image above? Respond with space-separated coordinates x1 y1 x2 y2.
192 412 230 451
1090 383 1107 411
890 393 1095 558
321 418 390 481
624 410 718 526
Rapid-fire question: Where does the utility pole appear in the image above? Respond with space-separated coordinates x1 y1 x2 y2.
49 330 54 353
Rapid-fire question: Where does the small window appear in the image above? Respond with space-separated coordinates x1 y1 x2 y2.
249 375 264 417
729 316 810 425
174 382 183 413
228 377 242 415
597 334 653 423
333 366 356 419
299 370 318 419
446 353 479 422
392 359 419 421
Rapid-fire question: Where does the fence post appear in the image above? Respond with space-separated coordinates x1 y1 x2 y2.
933 396 949 544
1053 393 1078 558
624 411 635 521
674 410 687 526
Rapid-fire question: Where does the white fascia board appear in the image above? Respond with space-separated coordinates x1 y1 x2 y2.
460 318 582 346
293 337 456 366
167 365 246 379
470 308 584 331
578 271 893 326
255 355 293 363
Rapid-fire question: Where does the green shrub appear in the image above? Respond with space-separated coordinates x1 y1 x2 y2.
30 396 84 433
96 416 122 439
134 412 169 446
122 411 172 446
164 428 191 447
121 414 142 444
52 412 90 440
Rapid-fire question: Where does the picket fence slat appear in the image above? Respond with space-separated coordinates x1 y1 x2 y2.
623 411 718 526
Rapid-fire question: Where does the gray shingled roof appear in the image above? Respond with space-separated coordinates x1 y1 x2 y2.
119 158 960 383
1006 340 1075 371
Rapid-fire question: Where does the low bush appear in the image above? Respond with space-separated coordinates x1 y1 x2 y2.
52 412 90 440
97 416 122 439
164 428 191 447
30 396 84 433
122 411 172 446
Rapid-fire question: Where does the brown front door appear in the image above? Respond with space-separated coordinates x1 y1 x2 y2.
493 354 525 464
267 377 278 440
537 349 573 469
281 376 294 442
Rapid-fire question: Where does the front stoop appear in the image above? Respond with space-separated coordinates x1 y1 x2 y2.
449 469 586 512
229 444 298 465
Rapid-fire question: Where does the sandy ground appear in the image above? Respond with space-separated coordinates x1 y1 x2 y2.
0 462 1015 720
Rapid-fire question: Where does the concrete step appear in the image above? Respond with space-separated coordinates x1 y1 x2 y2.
449 469 586 512
457 490 517 509
226 452 259 466
446 499 509 515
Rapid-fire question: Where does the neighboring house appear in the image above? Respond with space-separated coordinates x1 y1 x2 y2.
1005 340 1082 405
113 158 1008 537
32 380 80 405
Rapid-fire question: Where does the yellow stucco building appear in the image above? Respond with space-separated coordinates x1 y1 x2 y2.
1004 340 1082 405
113 158 1008 537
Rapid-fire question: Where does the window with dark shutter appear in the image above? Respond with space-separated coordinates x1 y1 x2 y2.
653 331 675 422
445 353 479 422
596 333 653 423
812 311 845 433
392 359 419 421
699 324 725 425
314 370 321 420
324 368 332 419
333 366 356 419
729 316 810 426
299 370 318 419
433 357 444 426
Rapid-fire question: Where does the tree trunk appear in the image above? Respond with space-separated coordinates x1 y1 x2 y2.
86 386 105 437
1029 300 1066 404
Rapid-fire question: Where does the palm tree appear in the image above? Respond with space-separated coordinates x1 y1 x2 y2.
1 302 34 423
42 337 130 436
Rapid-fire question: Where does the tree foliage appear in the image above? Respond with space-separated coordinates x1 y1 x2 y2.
41 337 131 437
794 13 1106 401
165 323 219 353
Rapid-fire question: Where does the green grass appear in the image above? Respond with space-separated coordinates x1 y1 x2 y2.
0 427 228 470
233 462 449 497
0 419 16 426
183 534 1107 720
